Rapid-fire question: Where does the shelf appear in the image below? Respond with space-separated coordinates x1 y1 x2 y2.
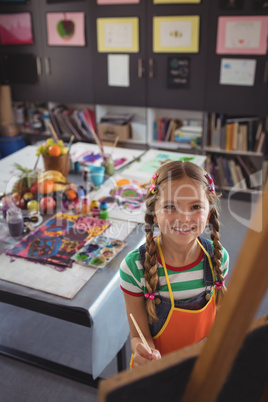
205 147 263 157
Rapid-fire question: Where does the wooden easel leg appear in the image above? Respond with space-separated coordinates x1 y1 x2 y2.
182 187 268 402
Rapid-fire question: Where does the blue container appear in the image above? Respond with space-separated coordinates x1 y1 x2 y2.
0 134 26 157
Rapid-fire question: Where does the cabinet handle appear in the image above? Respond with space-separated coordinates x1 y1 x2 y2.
264 61 268 83
138 58 145 78
36 57 42 76
149 58 154 79
45 57 51 75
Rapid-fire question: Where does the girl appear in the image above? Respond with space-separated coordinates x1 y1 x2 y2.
120 161 229 367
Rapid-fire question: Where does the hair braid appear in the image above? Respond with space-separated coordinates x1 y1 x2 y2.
209 208 227 306
144 212 158 321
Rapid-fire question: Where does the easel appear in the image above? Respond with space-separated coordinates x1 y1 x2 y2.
98 186 268 402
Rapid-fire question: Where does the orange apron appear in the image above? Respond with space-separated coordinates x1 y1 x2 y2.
130 235 216 367
153 235 216 356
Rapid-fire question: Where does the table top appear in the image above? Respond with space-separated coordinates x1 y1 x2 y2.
0 145 145 327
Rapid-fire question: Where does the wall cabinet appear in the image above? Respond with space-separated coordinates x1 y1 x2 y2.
0 0 94 104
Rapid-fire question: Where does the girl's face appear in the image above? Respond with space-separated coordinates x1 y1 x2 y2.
153 177 210 247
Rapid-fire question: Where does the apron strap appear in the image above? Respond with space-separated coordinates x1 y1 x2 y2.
196 237 215 285
157 234 175 309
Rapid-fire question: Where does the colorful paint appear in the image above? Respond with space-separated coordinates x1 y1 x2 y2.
6 213 110 268
72 235 127 269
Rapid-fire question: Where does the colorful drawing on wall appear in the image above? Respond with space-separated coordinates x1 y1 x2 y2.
216 16 268 55
97 0 140 3
219 0 244 9
153 16 200 53
220 58 256 86
6 213 110 268
73 235 127 268
46 12 85 46
153 1 200 3
0 13 33 45
97 17 139 52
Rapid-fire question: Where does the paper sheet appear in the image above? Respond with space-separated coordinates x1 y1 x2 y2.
108 54 130 87
220 58 256 86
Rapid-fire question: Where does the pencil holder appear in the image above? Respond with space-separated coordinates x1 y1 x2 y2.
43 154 70 177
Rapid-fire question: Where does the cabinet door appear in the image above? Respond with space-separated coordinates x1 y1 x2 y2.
38 0 94 103
91 0 147 107
146 1 210 110
205 0 268 115
0 1 47 101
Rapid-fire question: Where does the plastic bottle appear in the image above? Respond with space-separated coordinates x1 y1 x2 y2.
99 201 109 220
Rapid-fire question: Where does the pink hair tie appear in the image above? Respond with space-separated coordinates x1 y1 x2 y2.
145 292 155 300
205 173 215 193
215 281 223 290
149 173 158 194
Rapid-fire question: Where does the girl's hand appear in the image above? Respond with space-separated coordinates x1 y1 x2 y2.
133 342 161 367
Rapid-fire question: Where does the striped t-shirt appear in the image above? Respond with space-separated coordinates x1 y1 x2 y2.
120 240 229 300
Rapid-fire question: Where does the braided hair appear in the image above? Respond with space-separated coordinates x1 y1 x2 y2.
144 161 226 321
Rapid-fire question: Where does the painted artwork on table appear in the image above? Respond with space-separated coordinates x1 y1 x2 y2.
73 150 128 170
0 13 33 45
153 16 200 53
73 235 127 268
46 12 85 46
216 16 268 54
92 176 148 223
6 213 110 268
137 152 195 174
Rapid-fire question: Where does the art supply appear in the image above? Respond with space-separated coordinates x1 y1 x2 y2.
68 134 75 153
92 206 100 218
90 200 99 211
82 197 90 215
129 313 152 354
88 165 105 186
6 208 24 238
48 121 59 143
102 155 114 176
99 201 109 219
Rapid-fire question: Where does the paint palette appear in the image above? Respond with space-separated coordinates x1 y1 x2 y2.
73 235 127 268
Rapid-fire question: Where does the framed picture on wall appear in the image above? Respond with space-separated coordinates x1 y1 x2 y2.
97 17 139 52
153 16 200 53
216 16 268 54
46 12 85 46
0 13 33 45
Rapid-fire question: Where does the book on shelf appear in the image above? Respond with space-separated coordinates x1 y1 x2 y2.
207 113 264 153
207 154 260 191
152 118 183 142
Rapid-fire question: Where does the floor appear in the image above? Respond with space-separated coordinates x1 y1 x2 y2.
0 196 267 402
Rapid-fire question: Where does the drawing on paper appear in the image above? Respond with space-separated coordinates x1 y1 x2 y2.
6 213 110 268
137 153 195 174
46 12 85 46
0 13 33 45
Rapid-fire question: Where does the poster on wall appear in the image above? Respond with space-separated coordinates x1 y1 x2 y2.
153 16 200 53
216 16 268 55
219 58 256 86
0 13 33 45
46 12 85 46
219 0 244 9
108 54 130 87
167 57 190 88
97 0 140 4
97 17 139 52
